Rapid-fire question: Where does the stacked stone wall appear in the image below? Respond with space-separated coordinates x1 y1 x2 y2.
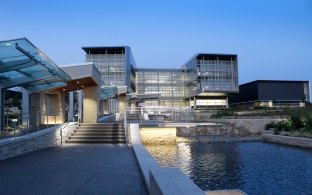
0 123 75 160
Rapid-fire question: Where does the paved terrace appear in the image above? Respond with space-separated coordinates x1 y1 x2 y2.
0 144 148 195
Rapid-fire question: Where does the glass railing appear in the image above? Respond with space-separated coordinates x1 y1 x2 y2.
0 111 79 140
123 106 195 124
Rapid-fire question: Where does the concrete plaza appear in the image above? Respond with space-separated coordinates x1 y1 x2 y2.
0 144 148 195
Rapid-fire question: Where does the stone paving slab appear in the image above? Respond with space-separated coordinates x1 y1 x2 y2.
0 144 148 195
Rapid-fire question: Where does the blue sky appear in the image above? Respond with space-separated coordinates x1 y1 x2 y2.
1 0 311 84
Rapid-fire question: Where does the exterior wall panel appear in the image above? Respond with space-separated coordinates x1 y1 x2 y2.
258 81 306 101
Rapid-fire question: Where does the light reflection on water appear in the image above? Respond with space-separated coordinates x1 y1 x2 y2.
145 142 312 195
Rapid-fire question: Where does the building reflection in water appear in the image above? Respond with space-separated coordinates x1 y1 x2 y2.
145 142 242 191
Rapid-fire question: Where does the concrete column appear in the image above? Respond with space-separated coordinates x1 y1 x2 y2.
83 85 99 123
22 88 30 126
118 94 127 120
68 92 74 121
77 90 83 122
194 97 197 109
130 98 136 111
226 97 229 108
104 99 109 114
41 90 65 125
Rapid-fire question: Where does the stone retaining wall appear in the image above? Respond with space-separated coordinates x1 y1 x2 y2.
262 134 312 148
210 119 282 133
0 122 76 160
177 123 255 137
140 127 177 144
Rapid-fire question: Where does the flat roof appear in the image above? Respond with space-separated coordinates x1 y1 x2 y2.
196 53 237 59
82 46 128 54
182 53 237 68
240 80 310 87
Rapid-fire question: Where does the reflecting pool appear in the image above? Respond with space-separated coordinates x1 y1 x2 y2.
145 142 312 195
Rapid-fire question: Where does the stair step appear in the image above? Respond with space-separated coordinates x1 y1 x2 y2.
65 140 125 144
69 135 125 139
74 130 124 133
77 127 125 130
66 123 126 145
73 132 124 135
79 124 124 126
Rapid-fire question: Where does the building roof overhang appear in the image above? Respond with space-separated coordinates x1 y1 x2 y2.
0 38 70 93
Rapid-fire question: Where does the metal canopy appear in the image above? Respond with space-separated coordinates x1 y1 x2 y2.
0 38 70 92
100 86 117 100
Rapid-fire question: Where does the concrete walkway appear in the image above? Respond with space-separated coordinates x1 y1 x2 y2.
0 144 148 195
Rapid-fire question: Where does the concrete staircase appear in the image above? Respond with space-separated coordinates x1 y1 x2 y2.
66 123 126 144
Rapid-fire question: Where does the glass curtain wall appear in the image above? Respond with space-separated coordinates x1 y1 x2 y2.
198 56 238 92
185 54 238 97
85 47 128 112
86 51 125 87
136 69 186 107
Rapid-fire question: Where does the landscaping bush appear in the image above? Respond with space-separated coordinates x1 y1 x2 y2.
276 120 293 131
265 121 276 130
273 128 280 135
304 115 312 132
211 110 236 118
290 116 304 129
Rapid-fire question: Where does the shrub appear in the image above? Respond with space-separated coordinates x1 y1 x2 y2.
265 121 276 130
276 120 293 132
211 110 236 118
290 116 304 129
304 115 312 132
273 128 280 135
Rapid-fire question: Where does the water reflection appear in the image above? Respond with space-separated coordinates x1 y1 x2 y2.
145 142 312 195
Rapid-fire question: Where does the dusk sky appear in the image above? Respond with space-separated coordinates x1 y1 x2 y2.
1 0 311 85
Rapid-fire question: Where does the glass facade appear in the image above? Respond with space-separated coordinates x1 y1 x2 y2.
185 54 238 96
83 47 136 93
185 54 238 109
83 46 136 112
82 46 238 109
136 68 186 107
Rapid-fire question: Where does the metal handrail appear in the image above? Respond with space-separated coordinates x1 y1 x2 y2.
1 110 72 140
124 106 195 123
59 121 75 146
124 110 128 144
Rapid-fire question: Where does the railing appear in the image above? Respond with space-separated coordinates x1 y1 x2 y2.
0 110 79 140
124 110 129 144
124 106 195 123
59 121 76 146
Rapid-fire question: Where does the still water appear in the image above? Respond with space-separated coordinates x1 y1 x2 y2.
145 142 312 195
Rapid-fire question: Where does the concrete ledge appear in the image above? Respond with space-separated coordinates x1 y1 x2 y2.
150 167 204 195
262 134 312 148
206 189 247 195
0 122 76 160
130 124 205 195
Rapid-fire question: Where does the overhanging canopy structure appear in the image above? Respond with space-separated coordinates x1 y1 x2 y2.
0 38 70 92
100 86 117 100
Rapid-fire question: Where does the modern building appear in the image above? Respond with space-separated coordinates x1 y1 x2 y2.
135 68 186 107
229 80 310 107
184 54 239 109
82 46 136 112
83 47 239 110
